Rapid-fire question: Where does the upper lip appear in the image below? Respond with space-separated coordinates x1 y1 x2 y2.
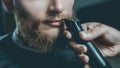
48 19 63 22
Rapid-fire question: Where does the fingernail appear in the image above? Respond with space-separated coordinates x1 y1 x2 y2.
66 33 72 39
81 32 89 37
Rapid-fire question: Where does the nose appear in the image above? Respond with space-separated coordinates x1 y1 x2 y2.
47 0 64 15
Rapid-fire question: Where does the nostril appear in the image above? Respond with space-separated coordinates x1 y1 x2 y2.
54 3 64 13
47 0 64 15
47 5 64 16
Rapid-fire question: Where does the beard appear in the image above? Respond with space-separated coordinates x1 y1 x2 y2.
14 1 74 54
19 28 57 54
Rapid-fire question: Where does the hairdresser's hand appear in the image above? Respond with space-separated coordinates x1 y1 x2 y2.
64 22 120 68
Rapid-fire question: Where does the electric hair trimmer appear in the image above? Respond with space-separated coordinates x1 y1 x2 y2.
64 18 112 68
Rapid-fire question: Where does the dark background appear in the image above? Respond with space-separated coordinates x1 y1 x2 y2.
76 0 120 30
0 0 120 35
0 0 15 35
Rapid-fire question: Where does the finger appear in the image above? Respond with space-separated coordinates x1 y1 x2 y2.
69 41 87 54
77 54 89 63
81 24 87 31
82 22 101 30
79 24 109 41
63 30 72 39
84 64 90 68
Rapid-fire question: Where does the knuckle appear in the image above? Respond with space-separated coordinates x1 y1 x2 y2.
73 44 85 53
74 45 81 50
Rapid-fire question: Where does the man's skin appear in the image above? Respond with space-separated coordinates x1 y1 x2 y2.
2 0 120 68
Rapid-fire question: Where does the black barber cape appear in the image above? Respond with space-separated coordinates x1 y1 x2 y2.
0 33 84 68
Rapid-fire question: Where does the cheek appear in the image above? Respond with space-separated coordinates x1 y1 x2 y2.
62 0 74 13
63 0 74 9
20 0 49 20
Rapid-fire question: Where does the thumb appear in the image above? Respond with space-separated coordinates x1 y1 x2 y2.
79 25 107 41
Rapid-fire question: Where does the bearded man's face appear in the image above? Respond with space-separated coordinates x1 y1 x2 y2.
14 0 74 53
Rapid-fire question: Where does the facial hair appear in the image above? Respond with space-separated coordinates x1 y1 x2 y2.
14 1 74 54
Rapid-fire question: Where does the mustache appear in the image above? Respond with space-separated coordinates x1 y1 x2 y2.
35 14 75 24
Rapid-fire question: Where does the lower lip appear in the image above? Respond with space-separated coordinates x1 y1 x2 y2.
47 22 63 27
